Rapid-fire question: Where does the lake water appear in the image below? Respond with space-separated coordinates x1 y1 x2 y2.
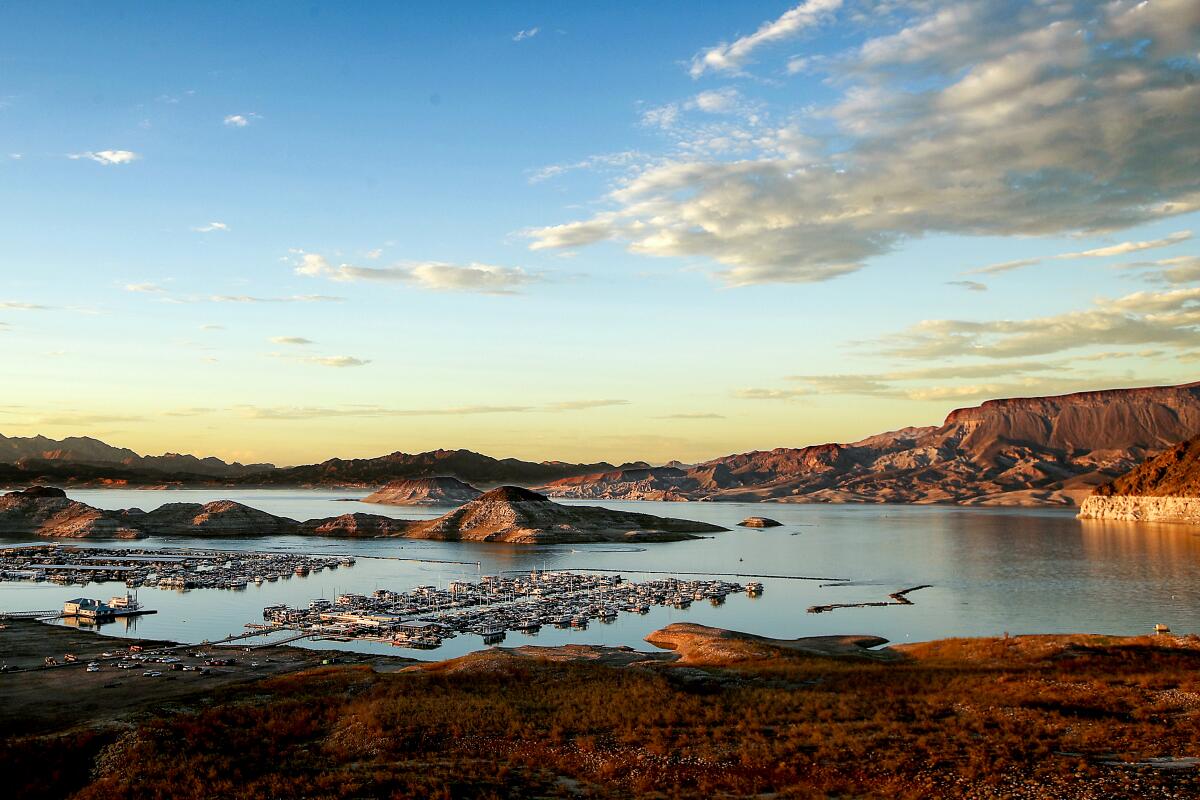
2 488 1198 660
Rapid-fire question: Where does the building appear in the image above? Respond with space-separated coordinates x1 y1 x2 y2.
63 598 112 619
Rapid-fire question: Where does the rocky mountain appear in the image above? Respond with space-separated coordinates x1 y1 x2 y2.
0 434 273 480
363 476 482 505
405 486 727 544
540 382 1200 506
1077 433 1200 524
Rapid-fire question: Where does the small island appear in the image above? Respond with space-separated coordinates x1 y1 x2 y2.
738 516 783 528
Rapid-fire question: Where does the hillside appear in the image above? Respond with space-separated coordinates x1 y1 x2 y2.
540 382 1200 506
1092 434 1200 497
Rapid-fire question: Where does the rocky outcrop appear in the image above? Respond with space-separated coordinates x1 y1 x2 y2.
405 486 727 544
540 382 1200 506
1077 433 1200 523
1077 496 1200 523
738 517 782 528
363 476 482 506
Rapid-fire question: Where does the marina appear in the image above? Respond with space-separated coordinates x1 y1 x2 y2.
261 570 757 649
0 544 354 591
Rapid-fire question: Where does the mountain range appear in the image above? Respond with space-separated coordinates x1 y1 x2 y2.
4 381 1199 506
538 382 1200 506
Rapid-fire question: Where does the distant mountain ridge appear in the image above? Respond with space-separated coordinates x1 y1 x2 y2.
0 438 650 489
0 433 273 478
539 382 1200 506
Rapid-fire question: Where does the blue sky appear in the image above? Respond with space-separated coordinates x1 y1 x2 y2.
1 1 1198 466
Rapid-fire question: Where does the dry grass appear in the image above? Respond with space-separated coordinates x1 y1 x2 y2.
6 634 1200 799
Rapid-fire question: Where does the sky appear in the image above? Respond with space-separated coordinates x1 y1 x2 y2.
1 0 1198 467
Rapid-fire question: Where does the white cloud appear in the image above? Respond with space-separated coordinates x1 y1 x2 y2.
223 113 260 127
1133 255 1200 285
528 151 645 184
530 2 1200 286
193 222 230 233
513 27 540 42
968 231 1192 275
946 280 988 292
880 287 1200 360
690 0 842 77
543 399 629 412
307 355 369 368
68 150 138 165
270 336 314 345
1058 230 1192 259
124 283 167 294
0 301 53 310
294 252 540 294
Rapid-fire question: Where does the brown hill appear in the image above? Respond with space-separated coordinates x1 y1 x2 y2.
1093 434 1200 497
540 382 1200 506
363 476 482 505
405 486 726 544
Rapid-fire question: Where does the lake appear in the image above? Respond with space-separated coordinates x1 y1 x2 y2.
2 488 1197 660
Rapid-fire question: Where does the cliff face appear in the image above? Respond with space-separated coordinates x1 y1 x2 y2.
363 476 482 506
1077 496 1200 523
540 382 1200 506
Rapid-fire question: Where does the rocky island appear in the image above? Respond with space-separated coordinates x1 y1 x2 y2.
363 476 482 505
404 486 727 543
1077 434 1200 524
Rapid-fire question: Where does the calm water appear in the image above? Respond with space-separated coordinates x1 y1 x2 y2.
2 488 1198 660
